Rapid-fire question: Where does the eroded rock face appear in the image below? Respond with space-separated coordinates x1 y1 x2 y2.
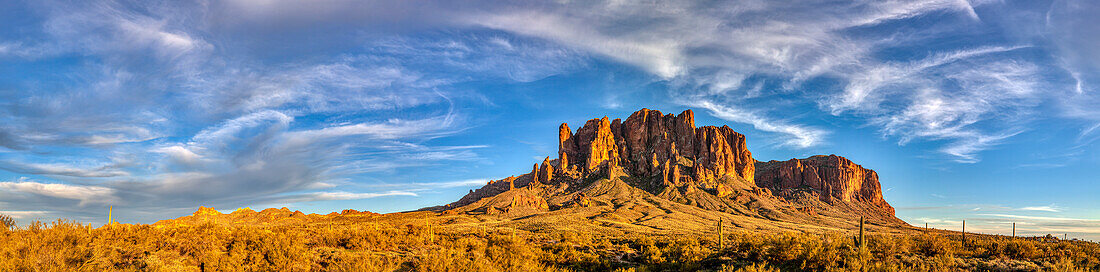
558 108 755 185
694 126 754 184
448 176 522 209
571 116 621 172
539 157 554 184
447 108 896 218
559 123 576 165
755 155 894 215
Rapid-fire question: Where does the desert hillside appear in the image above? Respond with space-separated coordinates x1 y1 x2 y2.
432 108 905 233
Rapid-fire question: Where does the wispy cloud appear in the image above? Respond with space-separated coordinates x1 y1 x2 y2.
0 160 129 178
1019 205 1063 213
693 100 827 148
853 48 1038 163
904 204 1100 239
0 0 592 223
284 191 419 202
462 0 1050 159
1 0 1099 225
365 179 492 190
978 213 1098 223
0 210 49 220
0 180 118 206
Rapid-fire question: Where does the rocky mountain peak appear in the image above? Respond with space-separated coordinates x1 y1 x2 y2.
443 108 899 223
556 108 755 186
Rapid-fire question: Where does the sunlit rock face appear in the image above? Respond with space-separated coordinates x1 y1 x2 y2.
560 108 754 186
755 155 894 215
445 108 897 219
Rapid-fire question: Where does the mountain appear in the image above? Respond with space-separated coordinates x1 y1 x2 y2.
435 108 906 230
154 206 381 226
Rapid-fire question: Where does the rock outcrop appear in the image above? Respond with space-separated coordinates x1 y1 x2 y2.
194 206 222 217
444 108 899 222
570 116 621 172
557 109 755 187
755 155 894 215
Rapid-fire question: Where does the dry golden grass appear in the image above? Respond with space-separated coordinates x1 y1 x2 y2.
1 210 1097 271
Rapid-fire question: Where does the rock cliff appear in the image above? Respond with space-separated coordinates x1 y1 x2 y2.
443 108 899 224
755 155 894 215
558 109 754 187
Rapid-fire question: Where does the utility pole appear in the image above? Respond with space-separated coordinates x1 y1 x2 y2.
1012 223 1015 238
962 220 966 245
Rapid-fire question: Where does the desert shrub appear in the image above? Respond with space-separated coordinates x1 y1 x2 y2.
0 214 14 230
665 238 710 267
917 233 959 257
719 262 779 272
542 237 606 270
1047 256 1087 272
1005 239 1040 260
796 233 846 270
765 233 805 262
3 215 1100 271
641 242 666 264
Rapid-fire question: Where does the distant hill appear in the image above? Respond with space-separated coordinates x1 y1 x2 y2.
428 108 907 232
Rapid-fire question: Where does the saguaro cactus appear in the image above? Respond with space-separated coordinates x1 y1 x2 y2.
854 216 865 248
853 216 862 272
718 218 723 250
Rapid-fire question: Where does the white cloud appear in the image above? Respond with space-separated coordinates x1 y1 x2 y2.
852 48 1040 162
0 160 129 178
473 10 683 78
693 100 827 148
856 0 979 26
191 110 293 147
366 179 491 190
463 0 1032 156
306 191 418 201
0 210 49 219
2 0 1097 224
285 118 450 143
23 1 212 64
830 46 1028 114
112 15 210 59
904 204 1100 240
979 213 1099 223
1019 205 1063 213
0 181 118 206
154 146 205 165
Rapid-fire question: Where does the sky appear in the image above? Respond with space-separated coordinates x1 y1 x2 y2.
1 0 1098 240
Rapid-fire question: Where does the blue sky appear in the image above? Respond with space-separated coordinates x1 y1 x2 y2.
1 0 1099 240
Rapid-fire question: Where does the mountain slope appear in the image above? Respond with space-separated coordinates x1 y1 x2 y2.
436 108 907 230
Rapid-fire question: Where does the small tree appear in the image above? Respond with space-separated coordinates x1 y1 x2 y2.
0 213 14 230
